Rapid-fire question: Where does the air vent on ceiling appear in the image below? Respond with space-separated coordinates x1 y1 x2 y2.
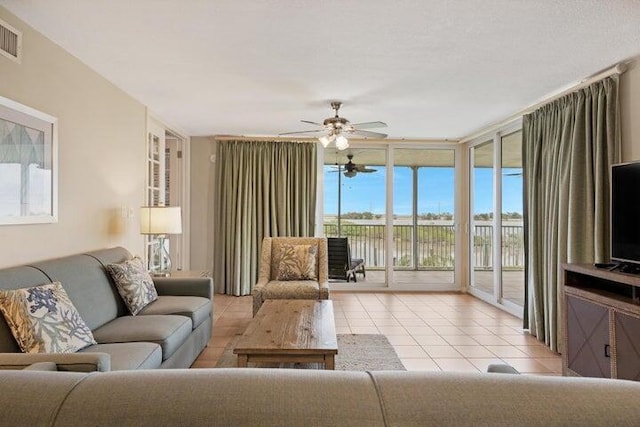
0 18 22 63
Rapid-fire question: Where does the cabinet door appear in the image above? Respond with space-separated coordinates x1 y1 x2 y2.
566 295 611 378
615 312 640 380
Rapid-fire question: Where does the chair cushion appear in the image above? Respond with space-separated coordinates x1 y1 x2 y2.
138 296 211 329
0 282 96 353
276 244 318 281
92 315 191 361
80 342 162 370
350 259 364 269
106 257 158 315
262 280 321 300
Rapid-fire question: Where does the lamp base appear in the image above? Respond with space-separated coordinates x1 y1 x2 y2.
148 235 172 276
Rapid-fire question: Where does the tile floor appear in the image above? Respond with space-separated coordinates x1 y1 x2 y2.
192 292 562 375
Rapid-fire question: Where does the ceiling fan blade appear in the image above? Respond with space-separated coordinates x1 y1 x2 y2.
350 129 388 138
300 120 324 127
351 121 387 129
278 129 324 135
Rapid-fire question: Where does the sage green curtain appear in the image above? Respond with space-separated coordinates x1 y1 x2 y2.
522 75 620 352
213 140 317 296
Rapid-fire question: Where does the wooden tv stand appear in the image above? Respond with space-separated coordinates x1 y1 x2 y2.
562 263 640 381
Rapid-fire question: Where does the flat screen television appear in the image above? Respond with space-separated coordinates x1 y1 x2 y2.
611 161 640 266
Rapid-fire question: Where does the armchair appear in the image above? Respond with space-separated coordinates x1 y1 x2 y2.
252 237 329 316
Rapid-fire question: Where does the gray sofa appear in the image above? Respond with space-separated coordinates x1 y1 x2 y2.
0 247 212 371
1 368 640 426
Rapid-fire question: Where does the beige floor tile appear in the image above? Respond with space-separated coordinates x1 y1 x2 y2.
403 325 438 335
434 358 481 372
422 318 454 326
501 358 554 374
470 335 512 345
467 358 506 372
441 335 480 346
484 345 530 358
385 335 419 345
453 345 496 358
401 358 441 371
514 345 559 358
393 345 428 358
430 325 465 335
423 345 464 358
347 318 376 327
372 318 402 326
413 335 449 346
349 326 380 334
376 325 409 335
535 357 563 373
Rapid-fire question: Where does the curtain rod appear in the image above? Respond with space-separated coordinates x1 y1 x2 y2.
212 135 458 144
460 60 630 143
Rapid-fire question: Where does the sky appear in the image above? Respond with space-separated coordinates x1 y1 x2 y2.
323 166 523 215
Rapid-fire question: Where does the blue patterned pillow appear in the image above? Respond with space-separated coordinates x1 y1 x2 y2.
0 282 96 353
106 256 158 315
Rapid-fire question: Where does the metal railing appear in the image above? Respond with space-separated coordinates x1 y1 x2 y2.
323 222 524 270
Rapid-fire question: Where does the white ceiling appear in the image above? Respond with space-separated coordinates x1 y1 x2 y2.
2 1 640 140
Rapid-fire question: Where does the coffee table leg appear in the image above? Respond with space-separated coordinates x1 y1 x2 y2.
325 355 335 370
237 354 248 367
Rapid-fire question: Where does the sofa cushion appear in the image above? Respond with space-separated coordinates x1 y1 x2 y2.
79 342 162 370
30 253 127 331
106 257 158 315
276 244 318 281
138 296 211 329
0 282 96 353
92 315 192 361
261 280 321 300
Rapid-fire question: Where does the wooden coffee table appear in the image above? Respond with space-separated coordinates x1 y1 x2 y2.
233 299 338 369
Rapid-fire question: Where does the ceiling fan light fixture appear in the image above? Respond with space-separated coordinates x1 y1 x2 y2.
319 135 331 147
335 134 349 150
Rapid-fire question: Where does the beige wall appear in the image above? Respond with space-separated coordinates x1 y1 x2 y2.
620 59 640 162
189 137 216 272
0 8 147 268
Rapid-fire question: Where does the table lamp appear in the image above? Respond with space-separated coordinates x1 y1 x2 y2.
140 206 182 276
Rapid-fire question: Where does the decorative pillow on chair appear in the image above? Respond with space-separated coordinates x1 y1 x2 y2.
276 244 318 281
106 256 158 315
0 282 96 353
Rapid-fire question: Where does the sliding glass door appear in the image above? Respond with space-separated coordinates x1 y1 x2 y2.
393 148 456 288
323 148 387 286
468 126 524 314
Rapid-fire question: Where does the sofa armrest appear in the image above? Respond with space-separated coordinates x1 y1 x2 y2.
0 352 111 372
252 278 269 316
319 280 330 300
153 277 213 300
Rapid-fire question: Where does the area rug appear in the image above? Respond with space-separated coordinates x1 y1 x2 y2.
215 334 405 371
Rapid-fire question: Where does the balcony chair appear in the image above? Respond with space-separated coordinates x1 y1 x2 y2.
327 237 366 283
252 237 329 316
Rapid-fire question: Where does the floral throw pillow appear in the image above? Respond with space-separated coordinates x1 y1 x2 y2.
0 282 96 353
106 256 158 315
276 244 318 281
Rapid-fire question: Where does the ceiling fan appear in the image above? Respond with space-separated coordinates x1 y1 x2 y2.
279 101 388 150
342 154 377 178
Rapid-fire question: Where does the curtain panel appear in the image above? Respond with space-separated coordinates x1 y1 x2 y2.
522 75 620 352
213 140 317 296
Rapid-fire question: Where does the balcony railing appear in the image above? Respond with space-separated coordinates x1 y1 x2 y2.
323 221 524 270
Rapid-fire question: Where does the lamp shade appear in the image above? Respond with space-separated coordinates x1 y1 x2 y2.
140 206 182 235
